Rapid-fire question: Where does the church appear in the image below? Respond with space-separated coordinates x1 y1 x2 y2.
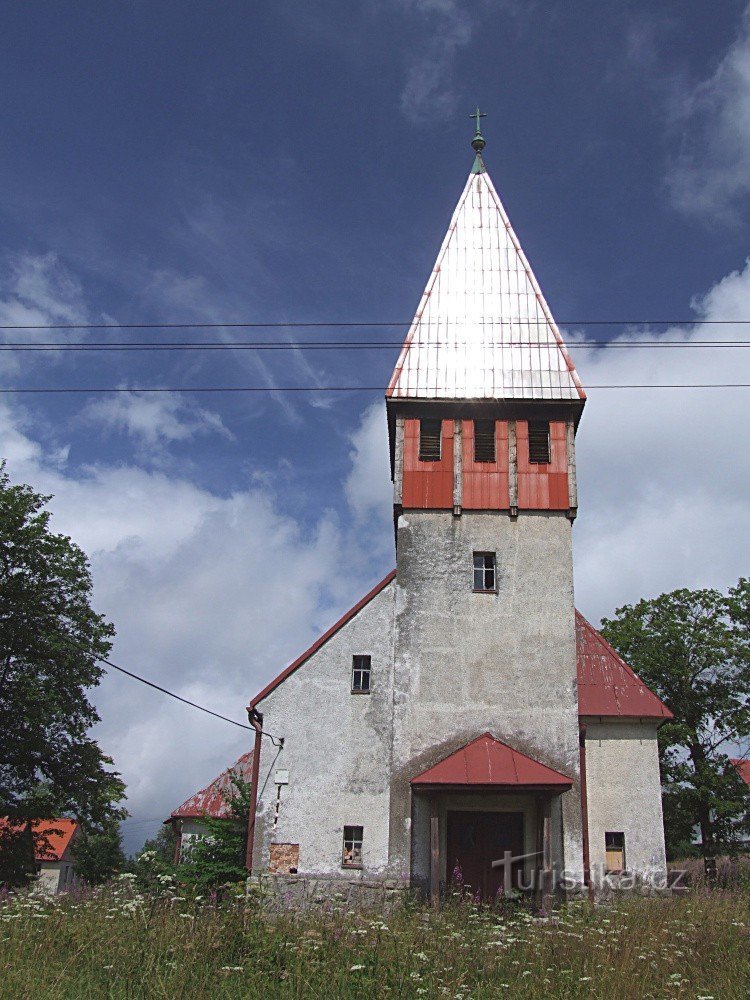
243 120 672 902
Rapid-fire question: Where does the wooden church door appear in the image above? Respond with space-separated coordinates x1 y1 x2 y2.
447 810 524 899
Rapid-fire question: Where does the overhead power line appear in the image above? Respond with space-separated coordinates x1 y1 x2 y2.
98 654 253 731
1 383 749 394
2 340 750 351
3 319 750 331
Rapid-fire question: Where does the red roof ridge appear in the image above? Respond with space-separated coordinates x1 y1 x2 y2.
249 570 397 707
412 732 572 789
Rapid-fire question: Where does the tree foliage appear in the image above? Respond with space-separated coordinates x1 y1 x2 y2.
0 465 126 884
600 581 750 864
73 823 126 884
177 774 251 892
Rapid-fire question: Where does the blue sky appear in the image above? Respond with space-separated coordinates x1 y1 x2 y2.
2 1 750 852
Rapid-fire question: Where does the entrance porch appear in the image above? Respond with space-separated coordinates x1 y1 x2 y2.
409 733 573 905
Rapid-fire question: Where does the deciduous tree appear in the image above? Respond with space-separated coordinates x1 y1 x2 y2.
0 465 126 885
601 581 750 872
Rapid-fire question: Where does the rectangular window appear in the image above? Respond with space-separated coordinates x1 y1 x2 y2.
473 419 496 463
528 420 551 464
473 552 496 592
351 655 371 693
419 419 442 461
605 832 625 873
342 825 363 868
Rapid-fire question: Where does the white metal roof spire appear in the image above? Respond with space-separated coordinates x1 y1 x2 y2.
387 118 585 402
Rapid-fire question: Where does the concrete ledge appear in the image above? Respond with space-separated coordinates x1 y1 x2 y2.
247 873 413 913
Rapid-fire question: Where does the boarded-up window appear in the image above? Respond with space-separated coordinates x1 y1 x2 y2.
528 420 551 464
605 831 625 872
270 842 300 874
352 655 371 693
473 552 496 592
473 420 496 463
419 419 442 461
342 826 363 868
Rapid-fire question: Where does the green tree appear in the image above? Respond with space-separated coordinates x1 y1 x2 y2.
600 581 750 873
0 465 126 885
73 823 126 884
178 774 251 892
139 822 179 867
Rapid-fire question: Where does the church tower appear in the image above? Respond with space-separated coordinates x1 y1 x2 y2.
386 116 587 894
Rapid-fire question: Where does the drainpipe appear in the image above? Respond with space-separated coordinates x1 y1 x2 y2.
579 724 594 902
245 707 264 872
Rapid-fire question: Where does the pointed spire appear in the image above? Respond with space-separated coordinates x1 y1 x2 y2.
387 154 585 403
469 106 487 174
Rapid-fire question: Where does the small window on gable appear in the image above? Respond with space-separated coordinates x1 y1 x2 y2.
419 419 442 462
528 420 551 464
352 655 371 693
473 420 496 463
342 825 363 868
473 552 496 592
605 831 625 873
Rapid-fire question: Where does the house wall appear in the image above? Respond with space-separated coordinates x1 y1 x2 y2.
253 580 397 878
583 720 667 882
390 509 584 889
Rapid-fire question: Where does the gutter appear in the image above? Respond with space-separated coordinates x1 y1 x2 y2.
245 707 264 872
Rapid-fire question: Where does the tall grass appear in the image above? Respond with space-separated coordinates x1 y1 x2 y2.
1 877 748 999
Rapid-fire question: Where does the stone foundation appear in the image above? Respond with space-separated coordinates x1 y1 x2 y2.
247 873 412 913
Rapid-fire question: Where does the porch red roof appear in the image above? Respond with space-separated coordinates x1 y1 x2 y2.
411 733 573 790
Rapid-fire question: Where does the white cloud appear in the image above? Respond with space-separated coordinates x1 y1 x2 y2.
667 5 750 220
82 391 233 452
397 1 474 123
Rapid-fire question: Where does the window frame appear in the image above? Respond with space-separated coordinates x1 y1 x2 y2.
472 551 497 593
342 825 364 869
604 831 626 873
528 420 551 465
473 419 496 463
418 418 442 462
351 654 371 694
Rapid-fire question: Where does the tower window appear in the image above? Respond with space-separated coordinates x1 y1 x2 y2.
419 419 442 461
351 655 371 693
342 826 364 868
605 832 625 873
473 552 496 592
473 420 496 463
528 420 551 464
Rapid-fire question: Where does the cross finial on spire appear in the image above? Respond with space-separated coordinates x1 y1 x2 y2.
469 107 486 172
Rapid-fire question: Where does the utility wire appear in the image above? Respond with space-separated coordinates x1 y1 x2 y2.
95 652 284 745
3 320 750 330
97 654 253 731
2 384 750 394
3 340 750 351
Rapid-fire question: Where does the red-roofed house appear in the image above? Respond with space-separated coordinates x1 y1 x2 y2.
0 818 80 893
730 758 750 789
242 127 672 902
165 751 254 862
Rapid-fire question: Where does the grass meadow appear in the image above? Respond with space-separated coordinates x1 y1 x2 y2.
1 877 748 999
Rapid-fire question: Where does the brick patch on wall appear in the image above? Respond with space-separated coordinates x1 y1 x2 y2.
269 842 300 874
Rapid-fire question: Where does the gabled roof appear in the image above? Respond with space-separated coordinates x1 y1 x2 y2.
169 750 255 820
387 165 584 402
247 571 670 722
249 570 396 707
730 758 750 788
0 817 79 862
576 611 673 720
411 733 572 790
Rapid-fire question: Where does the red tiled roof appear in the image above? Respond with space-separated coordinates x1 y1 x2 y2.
169 750 255 821
411 733 573 790
575 611 672 720
730 758 750 788
249 570 396 707
0 818 79 862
